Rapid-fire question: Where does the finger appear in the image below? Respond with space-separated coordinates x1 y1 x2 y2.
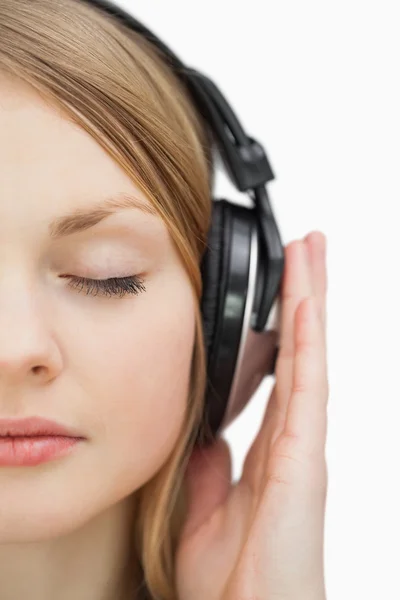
241 239 321 496
284 296 329 456
304 232 327 331
241 384 279 496
274 240 313 421
261 240 314 465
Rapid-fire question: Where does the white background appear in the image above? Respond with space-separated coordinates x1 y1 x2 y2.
117 2 399 598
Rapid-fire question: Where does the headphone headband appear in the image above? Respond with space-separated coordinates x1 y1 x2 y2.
79 0 284 333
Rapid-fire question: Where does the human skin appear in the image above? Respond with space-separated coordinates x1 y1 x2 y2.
176 234 328 600
0 73 196 600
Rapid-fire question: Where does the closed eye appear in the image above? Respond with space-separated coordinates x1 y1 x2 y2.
60 274 147 298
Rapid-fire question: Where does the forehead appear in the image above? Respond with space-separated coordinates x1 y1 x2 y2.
0 72 156 217
0 73 120 176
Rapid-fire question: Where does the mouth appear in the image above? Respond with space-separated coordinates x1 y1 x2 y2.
0 435 84 467
0 416 85 439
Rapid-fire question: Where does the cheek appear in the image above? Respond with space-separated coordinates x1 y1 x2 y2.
81 274 197 495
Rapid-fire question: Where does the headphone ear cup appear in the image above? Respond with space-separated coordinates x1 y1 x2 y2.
200 198 257 445
199 198 278 446
199 200 233 443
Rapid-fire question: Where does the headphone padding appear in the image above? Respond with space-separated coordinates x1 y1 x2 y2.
200 200 229 371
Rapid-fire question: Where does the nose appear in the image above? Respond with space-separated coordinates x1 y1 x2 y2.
0 278 62 385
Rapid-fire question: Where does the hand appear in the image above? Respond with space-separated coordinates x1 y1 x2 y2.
175 232 329 600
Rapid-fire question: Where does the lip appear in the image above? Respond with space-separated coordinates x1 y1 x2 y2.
0 416 85 439
0 436 83 467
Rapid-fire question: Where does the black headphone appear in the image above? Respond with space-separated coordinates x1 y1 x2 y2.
80 0 285 446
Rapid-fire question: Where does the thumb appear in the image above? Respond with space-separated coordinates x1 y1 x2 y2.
180 437 232 541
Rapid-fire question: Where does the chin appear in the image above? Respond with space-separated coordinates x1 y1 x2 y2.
0 475 109 542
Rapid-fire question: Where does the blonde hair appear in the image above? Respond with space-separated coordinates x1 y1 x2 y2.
0 0 215 597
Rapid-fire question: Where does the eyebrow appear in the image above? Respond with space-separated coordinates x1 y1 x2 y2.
49 193 158 240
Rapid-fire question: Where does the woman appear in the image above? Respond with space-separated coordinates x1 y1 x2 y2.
0 1 329 599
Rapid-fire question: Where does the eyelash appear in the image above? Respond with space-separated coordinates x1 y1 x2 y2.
61 275 147 299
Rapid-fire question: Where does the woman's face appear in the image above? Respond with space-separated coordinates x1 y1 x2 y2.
0 74 196 542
